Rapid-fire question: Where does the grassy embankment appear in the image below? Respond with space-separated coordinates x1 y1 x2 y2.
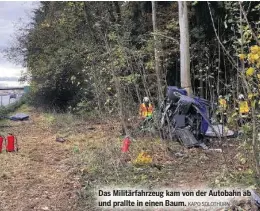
0 100 257 210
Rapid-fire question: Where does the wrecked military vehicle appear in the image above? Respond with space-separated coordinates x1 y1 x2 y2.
159 86 237 149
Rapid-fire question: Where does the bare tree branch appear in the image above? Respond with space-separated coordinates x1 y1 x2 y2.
207 2 238 69
239 2 260 45
151 32 179 44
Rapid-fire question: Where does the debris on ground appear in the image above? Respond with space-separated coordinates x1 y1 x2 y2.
9 113 29 121
207 148 223 153
175 152 185 157
56 137 66 143
0 113 29 121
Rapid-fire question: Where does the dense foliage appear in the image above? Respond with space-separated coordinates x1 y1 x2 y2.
7 1 260 116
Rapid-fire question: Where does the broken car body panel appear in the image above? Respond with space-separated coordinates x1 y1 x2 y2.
160 86 237 148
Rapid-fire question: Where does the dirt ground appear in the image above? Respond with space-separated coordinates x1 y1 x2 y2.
0 105 257 211
0 107 82 211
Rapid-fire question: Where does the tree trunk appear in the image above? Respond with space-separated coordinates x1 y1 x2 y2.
178 1 192 96
199 69 203 97
152 1 163 102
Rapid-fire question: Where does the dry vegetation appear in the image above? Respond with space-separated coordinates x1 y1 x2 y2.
0 104 257 211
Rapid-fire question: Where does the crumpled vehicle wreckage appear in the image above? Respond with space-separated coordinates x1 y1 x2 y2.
159 86 237 149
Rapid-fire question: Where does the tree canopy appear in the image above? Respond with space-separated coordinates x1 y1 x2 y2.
6 1 260 115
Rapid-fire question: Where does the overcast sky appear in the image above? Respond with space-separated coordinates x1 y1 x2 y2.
0 1 39 79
